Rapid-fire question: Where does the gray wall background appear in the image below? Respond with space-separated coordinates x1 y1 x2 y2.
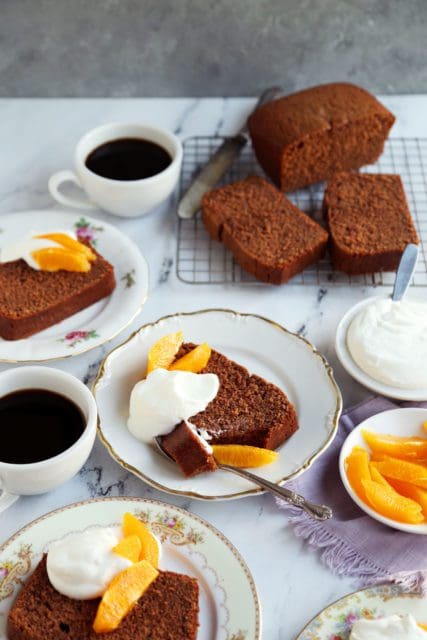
1 0 426 97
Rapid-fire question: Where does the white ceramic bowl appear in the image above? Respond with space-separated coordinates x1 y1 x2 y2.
335 296 427 401
339 407 427 534
0 366 97 512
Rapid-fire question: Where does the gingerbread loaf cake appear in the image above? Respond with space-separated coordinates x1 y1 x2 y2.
161 419 218 477
247 82 395 192
8 556 199 640
324 172 419 275
0 248 115 340
161 342 298 475
202 175 328 284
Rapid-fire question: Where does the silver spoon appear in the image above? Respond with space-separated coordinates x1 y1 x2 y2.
154 437 332 521
392 243 419 301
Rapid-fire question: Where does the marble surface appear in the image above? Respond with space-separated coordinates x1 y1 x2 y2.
0 96 426 638
2 0 427 96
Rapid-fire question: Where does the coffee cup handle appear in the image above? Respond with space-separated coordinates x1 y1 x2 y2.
48 170 98 210
0 487 19 513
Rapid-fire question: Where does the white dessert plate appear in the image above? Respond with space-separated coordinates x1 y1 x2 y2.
296 584 427 639
0 210 149 362
0 497 261 640
94 309 342 500
339 407 427 534
336 296 427 402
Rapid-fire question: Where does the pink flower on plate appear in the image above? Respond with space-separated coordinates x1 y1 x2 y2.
164 517 176 528
76 226 94 243
0 566 9 579
65 330 87 341
346 613 358 627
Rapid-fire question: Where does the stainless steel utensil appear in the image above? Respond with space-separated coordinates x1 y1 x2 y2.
154 436 332 521
177 86 282 220
392 243 419 301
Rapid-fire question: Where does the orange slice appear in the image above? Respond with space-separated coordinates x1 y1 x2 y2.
93 560 158 633
211 444 278 467
36 233 95 261
369 463 393 488
387 478 427 518
362 429 427 460
419 623 427 631
345 446 371 502
372 456 427 489
423 421 427 435
361 478 424 524
122 513 159 568
169 342 211 373
146 331 183 374
112 535 142 563
32 247 91 272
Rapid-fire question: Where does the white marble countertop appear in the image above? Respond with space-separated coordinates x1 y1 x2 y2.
0 96 426 639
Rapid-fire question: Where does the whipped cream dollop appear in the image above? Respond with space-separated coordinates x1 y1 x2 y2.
0 230 77 270
347 298 427 389
127 368 219 443
350 614 427 639
47 527 131 600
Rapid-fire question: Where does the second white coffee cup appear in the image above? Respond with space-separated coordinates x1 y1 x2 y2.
49 122 183 218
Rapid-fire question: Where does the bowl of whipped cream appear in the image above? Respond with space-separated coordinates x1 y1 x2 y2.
336 295 427 401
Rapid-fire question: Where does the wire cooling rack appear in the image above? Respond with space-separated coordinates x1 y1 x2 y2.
176 136 427 286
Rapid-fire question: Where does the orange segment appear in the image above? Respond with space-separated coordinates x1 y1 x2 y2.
372 456 427 489
122 513 159 568
36 233 95 261
146 331 183 374
362 429 427 460
32 247 91 272
345 446 371 502
387 478 427 518
211 444 278 467
112 535 142 563
419 623 427 631
423 421 427 435
93 560 158 633
369 463 393 488
361 478 424 524
169 342 211 373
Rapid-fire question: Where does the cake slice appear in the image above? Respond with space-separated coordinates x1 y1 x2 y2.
247 82 395 191
324 172 419 274
202 175 328 284
0 248 115 340
161 420 218 477
161 343 298 475
8 556 199 640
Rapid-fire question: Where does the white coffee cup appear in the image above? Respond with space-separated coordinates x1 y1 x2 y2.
48 122 183 218
0 366 97 513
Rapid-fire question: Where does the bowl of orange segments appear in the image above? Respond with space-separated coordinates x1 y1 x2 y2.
339 408 427 534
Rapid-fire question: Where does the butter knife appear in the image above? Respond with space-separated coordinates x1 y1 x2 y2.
177 86 282 219
392 243 419 301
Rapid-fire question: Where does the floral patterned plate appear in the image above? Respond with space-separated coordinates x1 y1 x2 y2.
0 210 148 362
296 584 427 639
0 497 260 640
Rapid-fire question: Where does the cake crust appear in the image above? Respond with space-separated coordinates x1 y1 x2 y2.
202 175 328 284
324 172 419 274
247 82 395 191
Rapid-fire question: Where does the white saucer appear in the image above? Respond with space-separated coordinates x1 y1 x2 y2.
339 407 427 534
335 296 427 401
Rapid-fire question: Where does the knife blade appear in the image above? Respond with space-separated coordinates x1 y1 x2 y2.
392 243 419 301
177 86 283 220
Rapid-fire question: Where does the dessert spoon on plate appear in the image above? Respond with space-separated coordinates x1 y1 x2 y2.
154 437 332 521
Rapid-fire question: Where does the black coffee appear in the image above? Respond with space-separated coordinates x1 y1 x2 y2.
85 137 172 181
0 389 85 464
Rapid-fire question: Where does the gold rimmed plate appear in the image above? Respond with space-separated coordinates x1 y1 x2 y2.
94 309 342 500
0 210 149 362
0 497 261 639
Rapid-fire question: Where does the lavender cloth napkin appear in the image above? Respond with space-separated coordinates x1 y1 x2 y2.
276 396 427 592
